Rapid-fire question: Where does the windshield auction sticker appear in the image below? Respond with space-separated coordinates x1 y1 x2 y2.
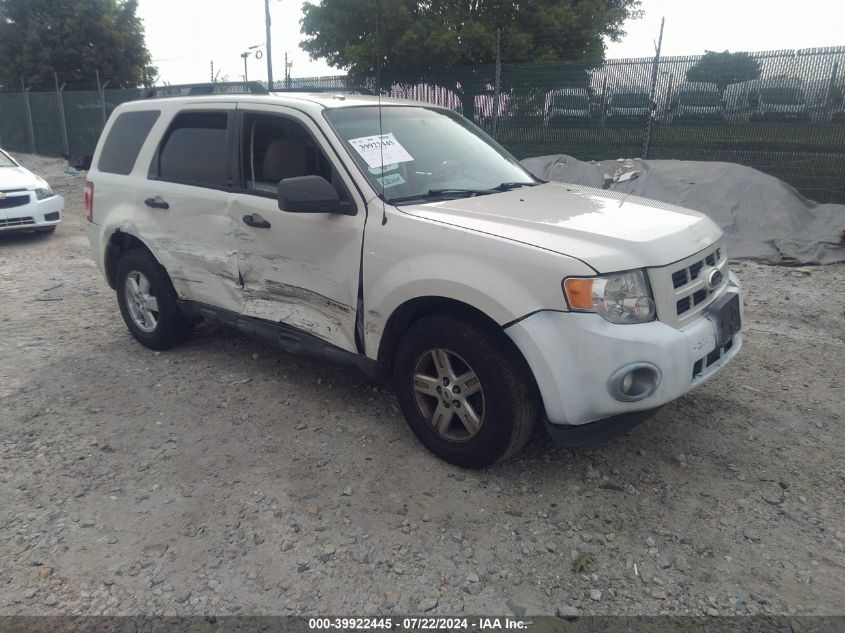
349 133 414 169
377 173 405 189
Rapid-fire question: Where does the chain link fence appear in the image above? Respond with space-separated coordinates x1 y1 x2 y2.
288 46 845 203
2 46 843 202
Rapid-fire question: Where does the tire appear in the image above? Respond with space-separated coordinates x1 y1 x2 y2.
393 313 538 468
36 226 56 234
115 248 193 350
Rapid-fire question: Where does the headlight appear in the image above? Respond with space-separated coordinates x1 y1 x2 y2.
35 187 55 200
563 269 656 324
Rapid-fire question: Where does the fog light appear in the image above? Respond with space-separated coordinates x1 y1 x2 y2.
44 211 60 221
608 363 661 402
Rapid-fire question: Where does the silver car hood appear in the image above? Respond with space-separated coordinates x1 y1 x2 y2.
399 182 722 272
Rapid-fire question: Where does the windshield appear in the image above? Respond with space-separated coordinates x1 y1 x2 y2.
0 151 16 167
612 93 650 108
324 106 534 204
679 91 722 107
551 94 588 109
760 88 806 105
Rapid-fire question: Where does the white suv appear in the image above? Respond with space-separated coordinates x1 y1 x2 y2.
85 86 742 468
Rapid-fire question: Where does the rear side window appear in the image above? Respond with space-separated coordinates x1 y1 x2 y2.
155 111 229 188
97 110 160 175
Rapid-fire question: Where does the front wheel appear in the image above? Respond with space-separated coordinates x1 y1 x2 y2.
393 314 538 468
115 248 193 350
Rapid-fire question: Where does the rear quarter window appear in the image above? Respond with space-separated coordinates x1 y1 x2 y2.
97 110 160 175
154 111 229 188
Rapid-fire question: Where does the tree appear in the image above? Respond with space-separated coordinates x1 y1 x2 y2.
685 50 761 93
300 0 642 120
0 0 154 90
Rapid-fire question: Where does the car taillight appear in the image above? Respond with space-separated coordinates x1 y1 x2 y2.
84 181 94 222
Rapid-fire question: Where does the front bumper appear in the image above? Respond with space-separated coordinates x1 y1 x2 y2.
0 192 63 232
506 272 742 428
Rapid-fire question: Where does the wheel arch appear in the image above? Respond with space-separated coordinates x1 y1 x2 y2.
104 229 161 289
376 296 538 396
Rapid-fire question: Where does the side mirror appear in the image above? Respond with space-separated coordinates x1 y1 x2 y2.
277 175 352 215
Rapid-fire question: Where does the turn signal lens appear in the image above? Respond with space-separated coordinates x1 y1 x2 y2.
563 278 595 310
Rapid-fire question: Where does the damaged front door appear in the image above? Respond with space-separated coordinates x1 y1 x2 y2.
229 106 366 353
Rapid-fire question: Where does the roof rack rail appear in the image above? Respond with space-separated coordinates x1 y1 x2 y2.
143 82 269 99
272 86 375 96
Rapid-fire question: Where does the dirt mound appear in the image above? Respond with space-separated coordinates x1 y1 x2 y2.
522 154 845 265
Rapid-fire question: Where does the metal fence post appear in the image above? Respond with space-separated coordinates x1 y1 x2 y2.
54 72 70 156
21 78 36 154
642 17 665 160
492 28 502 139
96 69 110 126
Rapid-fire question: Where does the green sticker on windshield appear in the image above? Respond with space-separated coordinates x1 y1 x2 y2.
377 173 405 189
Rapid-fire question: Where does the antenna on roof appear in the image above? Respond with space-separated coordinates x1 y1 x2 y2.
376 4 388 226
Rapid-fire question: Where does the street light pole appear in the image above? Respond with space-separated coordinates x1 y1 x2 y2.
265 0 274 88
241 52 250 83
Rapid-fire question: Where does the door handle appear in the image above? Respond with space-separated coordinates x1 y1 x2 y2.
144 196 169 210
242 214 271 229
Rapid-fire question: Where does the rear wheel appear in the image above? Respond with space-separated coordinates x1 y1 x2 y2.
393 314 538 468
115 248 193 350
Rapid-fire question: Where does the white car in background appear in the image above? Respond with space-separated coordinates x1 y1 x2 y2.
0 148 63 234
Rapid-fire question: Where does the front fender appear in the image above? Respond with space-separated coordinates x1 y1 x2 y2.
362 210 595 358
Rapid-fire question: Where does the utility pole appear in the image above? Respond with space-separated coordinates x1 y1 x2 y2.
210 60 214 83
284 51 291 88
641 16 664 160
265 0 274 88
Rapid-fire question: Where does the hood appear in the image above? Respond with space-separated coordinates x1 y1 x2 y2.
0 165 43 191
398 182 722 272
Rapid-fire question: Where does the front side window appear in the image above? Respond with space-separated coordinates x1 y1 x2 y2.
155 111 229 188
240 112 346 200
324 106 533 204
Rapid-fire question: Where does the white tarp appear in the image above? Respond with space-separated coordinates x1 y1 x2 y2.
521 155 845 265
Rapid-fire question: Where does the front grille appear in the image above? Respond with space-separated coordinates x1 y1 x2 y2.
0 194 30 209
649 240 728 329
0 216 35 227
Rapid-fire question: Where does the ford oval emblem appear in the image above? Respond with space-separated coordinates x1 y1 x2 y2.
708 269 723 289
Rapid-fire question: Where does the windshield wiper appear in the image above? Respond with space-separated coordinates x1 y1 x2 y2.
493 181 539 191
388 181 537 205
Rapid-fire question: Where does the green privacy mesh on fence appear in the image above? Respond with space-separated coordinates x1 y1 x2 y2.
287 46 845 203
2 47 843 201
0 92 31 152
28 91 65 156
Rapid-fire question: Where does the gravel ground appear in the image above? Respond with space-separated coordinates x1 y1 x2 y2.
1 154 843 617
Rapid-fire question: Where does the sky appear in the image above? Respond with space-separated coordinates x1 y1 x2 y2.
137 0 845 86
